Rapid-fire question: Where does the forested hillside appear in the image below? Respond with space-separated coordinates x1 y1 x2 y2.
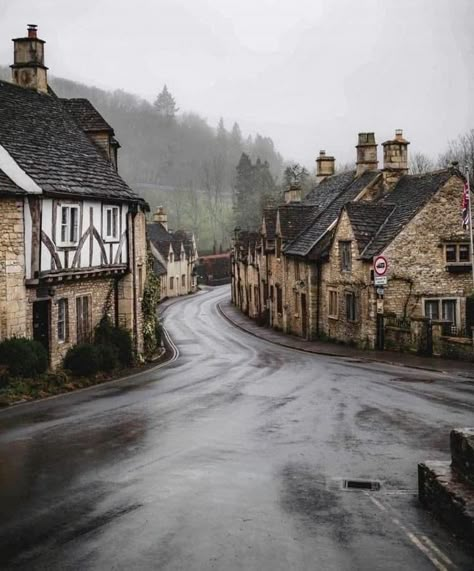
0 67 284 251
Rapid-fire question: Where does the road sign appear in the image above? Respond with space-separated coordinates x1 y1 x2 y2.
374 255 388 276
376 287 385 296
374 275 387 286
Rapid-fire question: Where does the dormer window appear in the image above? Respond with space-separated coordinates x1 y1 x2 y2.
58 204 79 246
104 206 119 241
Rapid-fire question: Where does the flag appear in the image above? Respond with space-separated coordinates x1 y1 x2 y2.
462 180 470 230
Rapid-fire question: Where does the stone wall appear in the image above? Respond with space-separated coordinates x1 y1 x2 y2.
0 198 28 340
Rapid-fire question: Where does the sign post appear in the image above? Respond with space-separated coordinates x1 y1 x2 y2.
373 256 388 350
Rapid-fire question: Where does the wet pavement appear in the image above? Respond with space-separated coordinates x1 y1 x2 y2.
0 286 473 570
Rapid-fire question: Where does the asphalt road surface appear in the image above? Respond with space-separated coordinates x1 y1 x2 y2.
1 286 473 570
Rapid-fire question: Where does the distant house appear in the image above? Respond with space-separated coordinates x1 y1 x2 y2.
195 253 231 286
148 207 198 300
0 25 148 368
232 130 473 359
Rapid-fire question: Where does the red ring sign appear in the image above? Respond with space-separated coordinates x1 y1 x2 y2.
374 256 388 276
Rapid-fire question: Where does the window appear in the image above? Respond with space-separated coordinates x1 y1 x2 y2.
76 296 91 343
138 266 143 297
276 237 282 259
59 205 79 246
276 285 283 314
169 276 174 290
424 298 458 326
57 298 68 342
294 291 299 315
328 290 338 318
345 292 357 322
182 274 186 287
104 206 119 241
445 243 471 264
340 241 352 271
169 252 174 264
295 261 300 280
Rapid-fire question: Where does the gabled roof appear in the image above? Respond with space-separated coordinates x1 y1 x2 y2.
277 203 319 242
148 222 194 261
345 202 395 253
153 258 167 276
285 170 380 256
0 80 141 203
360 169 457 259
0 169 25 195
60 98 114 133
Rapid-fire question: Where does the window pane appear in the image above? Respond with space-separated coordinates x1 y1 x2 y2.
107 209 112 237
424 300 439 320
446 245 456 262
442 300 456 325
112 208 118 238
61 207 68 243
70 208 78 243
459 245 470 262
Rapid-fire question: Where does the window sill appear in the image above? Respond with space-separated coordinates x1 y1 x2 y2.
328 315 338 320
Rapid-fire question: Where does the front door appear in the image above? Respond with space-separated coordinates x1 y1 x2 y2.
33 300 50 357
301 293 308 338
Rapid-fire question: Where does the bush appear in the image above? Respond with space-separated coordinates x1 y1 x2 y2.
0 338 48 378
97 344 119 372
95 318 133 367
64 344 101 377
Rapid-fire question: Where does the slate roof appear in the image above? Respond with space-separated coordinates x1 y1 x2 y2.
360 169 456 259
0 80 141 203
345 202 395 253
285 170 380 256
60 98 114 133
153 258 167 277
278 204 319 242
0 169 25 195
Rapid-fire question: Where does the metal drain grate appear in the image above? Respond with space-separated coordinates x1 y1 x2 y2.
342 479 381 491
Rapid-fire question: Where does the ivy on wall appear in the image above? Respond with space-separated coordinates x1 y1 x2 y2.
142 250 161 358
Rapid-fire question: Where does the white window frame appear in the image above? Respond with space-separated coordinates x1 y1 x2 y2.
104 205 120 242
328 289 338 319
422 297 461 326
57 298 69 343
58 204 80 246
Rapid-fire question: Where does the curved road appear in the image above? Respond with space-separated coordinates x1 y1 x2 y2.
0 286 473 570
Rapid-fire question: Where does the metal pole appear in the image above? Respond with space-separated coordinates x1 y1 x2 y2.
466 167 474 290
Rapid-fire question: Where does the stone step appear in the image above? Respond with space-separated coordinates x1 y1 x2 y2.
451 428 474 486
418 460 474 546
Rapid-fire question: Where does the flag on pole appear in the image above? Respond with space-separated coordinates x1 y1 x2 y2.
462 180 470 230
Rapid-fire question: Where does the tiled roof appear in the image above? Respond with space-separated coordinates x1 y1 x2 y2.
0 80 141 203
361 169 457 259
0 169 25 195
153 258 167 276
278 203 318 242
60 98 114 133
285 170 380 256
345 202 395 253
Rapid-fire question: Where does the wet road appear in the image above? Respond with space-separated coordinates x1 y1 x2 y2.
1 286 473 570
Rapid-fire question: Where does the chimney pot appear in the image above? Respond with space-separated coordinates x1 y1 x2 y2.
316 150 335 183
356 132 378 176
28 24 38 38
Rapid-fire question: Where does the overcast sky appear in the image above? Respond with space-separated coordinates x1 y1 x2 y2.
1 0 473 168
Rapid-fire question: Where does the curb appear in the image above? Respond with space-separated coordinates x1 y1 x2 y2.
217 301 466 377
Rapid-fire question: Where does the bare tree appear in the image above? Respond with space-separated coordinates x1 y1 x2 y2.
438 129 474 183
410 152 434 174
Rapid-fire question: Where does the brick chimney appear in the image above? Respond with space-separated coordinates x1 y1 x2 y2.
316 150 335 184
154 206 168 230
382 129 410 190
284 184 302 203
356 133 378 176
11 25 49 94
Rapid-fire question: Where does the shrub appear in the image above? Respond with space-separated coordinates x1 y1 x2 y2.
97 344 119 372
0 338 48 378
95 318 133 367
64 344 101 377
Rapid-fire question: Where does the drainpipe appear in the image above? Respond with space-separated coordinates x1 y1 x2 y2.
131 207 138 355
316 261 321 337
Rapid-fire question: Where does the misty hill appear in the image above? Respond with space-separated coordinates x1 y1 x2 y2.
0 66 285 251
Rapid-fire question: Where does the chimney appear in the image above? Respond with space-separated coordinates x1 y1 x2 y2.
284 184 302 204
11 25 49 94
154 206 168 230
382 129 410 191
356 132 378 176
316 150 335 184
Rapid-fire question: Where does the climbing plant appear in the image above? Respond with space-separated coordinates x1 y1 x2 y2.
142 250 162 358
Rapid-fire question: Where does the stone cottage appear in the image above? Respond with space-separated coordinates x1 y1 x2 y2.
148 207 198 300
0 25 148 368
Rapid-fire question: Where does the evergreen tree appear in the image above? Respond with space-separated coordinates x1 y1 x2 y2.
153 84 179 120
234 153 255 229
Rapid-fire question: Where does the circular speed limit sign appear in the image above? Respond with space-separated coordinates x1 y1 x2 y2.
373 256 388 276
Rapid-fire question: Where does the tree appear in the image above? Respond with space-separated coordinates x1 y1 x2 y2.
438 129 474 184
153 84 179 120
283 163 309 187
410 152 433 174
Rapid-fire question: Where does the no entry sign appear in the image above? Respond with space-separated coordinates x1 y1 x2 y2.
373 256 388 276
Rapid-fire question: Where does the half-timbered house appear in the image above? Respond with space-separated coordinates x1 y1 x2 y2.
0 25 148 367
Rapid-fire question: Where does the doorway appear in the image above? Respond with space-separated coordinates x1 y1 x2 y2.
33 300 50 357
301 293 308 338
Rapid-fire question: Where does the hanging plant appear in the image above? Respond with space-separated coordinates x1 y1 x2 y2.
142 249 161 358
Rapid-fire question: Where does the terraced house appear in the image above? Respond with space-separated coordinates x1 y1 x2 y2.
0 26 148 368
232 131 474 359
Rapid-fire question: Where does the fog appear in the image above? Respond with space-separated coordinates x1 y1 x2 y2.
0 0 473 168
